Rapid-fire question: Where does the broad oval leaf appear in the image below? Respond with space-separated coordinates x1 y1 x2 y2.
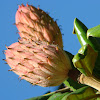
72 44 98 76
62 86 98 100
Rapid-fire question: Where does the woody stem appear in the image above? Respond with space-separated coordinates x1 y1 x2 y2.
79 74 100 91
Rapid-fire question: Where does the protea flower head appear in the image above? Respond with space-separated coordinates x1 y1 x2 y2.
15 4 63 48
5 41 71 87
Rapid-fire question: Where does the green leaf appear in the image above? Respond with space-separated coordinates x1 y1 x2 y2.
63 78 85 91
64 51 74 60
26 87 100 100
93 51 100 79
87 25 100 51
47 93 62 100
87 25 100 38
73 18 95 50
62 86 98 100
64 51 85 91
48 87 100 100
72 44 98 76
73 18 88 46
48 92 69 100
64 50 74 69
25 93 53 100
26 87 70 100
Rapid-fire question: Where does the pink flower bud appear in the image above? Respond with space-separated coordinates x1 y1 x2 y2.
15 4 63 48
5 41 71 87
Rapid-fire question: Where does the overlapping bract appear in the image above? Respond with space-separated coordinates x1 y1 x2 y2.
16 4 63 48
5 41 71 87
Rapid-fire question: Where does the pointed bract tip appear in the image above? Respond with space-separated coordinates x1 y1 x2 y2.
2 59 6 61
26 3 29 7
2 50 5 54
5 45 8 49
18 5 21 8
13 23 16 25
21 3 24 7
8 69 15 71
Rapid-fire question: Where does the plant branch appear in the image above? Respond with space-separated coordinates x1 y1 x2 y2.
79 74 100 91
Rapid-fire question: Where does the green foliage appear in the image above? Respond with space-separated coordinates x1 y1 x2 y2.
73 18 100 79
87 25 100 51
62 86 97 100
93 51 100 79
64 51 74 68
87 25 100 38
64 51 85 91
86 24 100 78
73 18 95 49
26 18 100 100
72 44 98 76
26 86 100 100
48 92 69 100
25 92 53 100
63 77 85 91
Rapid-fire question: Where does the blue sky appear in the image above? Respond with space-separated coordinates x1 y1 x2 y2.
1 0 100 100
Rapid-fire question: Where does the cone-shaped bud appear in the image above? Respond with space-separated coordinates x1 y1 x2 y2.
5 41 71 87
15 4 63 48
